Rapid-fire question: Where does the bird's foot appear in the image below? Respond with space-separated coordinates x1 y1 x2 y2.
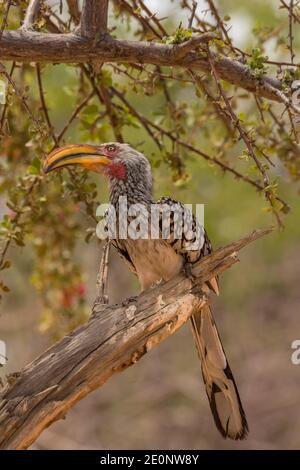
184 263 207 298
184 262 197 283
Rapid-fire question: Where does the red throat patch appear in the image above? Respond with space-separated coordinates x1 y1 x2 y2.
108 162 127 180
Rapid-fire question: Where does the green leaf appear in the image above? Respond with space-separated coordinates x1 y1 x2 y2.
0 260 11 271
82 104 99 116
27 165 40 175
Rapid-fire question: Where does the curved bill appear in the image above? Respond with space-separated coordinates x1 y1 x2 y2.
43 144 110 173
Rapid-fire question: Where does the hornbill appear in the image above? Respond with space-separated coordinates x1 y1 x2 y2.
43 142 248 440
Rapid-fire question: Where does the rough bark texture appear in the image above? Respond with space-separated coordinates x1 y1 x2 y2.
67 0 81 25
0 228 272 450
0 30 283 103
80 0 109 37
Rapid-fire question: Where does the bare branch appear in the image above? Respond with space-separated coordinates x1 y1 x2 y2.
0 63 42 132
110 86 290 214
119 0 163 39
182 0 213 32
137 0 168 37
81 65 124 142
0 62 15 136
0 0 12 40
206 46 284 227
188 1 198 29
66 0 81 25
96 241 110 304
21 0 40 30
288 0 295 64
206 0 233 47
0 30 285 103
0 179 40 271
55 90 95 144
80 0 109 38
280 0 300 24
36 64 58 145
0 228 272 450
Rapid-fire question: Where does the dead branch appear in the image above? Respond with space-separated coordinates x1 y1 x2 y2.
0 228 272 450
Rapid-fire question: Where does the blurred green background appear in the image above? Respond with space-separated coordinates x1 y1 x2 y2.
1 0 300 450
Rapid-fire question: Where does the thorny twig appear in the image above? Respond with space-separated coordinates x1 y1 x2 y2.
137 0 168 37
56 90 95 144
0 63 43 134
288 0 295 64
36 64 59 146
206 0 235 54
96 241 111 304
188 1 198 29
81 65 124 142
206 46 284 227
110 85 289 214
280 0 300 24
0 0 12 40
0 178 40 269
0 62 15 136
21 0 41 30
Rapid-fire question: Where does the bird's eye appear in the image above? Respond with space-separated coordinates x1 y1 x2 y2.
106 144 117 153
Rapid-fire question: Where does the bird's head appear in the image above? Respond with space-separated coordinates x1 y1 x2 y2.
43 142 151 182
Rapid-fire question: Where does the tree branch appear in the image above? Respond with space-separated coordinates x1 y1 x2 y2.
172 32 217 60
96 240 110 304
80 0 109 38
66 0 81 25
0 228 272 450
0 30 285 103
21 0 40 30
36 63 59 145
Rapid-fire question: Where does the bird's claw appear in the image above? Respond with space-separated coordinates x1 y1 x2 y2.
184 262 196 283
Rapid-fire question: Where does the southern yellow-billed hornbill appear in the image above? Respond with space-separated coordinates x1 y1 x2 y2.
43 142 248 440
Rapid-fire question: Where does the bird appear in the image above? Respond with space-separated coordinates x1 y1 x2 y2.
43 142 249 440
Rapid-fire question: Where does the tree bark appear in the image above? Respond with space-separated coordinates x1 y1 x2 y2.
66 0 81 25
0 30 283 103
0 228 272 450
80 0 109 37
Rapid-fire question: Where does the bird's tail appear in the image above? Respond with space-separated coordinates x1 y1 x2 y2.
190 305 248 440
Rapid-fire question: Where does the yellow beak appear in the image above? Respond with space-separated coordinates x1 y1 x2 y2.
43 144 110 173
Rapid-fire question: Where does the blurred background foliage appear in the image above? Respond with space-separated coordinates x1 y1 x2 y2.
1 0 300 450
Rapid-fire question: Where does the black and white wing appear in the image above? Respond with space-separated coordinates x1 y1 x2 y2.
156 196 248 440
